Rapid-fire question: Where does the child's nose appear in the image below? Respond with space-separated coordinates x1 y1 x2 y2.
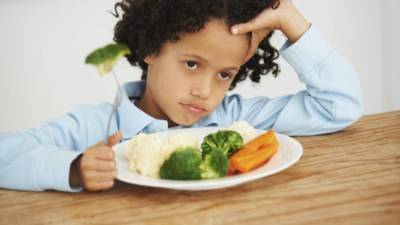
190 76 213 99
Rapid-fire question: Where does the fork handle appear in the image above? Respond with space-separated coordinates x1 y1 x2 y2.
104 102 118 146
104 70 123 145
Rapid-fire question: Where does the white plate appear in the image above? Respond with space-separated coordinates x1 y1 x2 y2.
115 127 303 191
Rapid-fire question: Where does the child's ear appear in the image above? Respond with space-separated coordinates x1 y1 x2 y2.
144 54 157 65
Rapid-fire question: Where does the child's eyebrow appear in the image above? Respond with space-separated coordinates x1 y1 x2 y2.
181 53 239 71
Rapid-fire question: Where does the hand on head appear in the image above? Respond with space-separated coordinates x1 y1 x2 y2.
231 0 309 64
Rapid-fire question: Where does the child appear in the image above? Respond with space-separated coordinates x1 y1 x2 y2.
0 0 362 192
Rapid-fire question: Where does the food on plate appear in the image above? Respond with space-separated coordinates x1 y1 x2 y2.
125 133 198 178
230 130 279 173
124 121 279 180
225 121 257 144
159 145 230 180
85 43 131 76
234 129 276 155
199 148 229 179
201 130 243 158
159 147 202 180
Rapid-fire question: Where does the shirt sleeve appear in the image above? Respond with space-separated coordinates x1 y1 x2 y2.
0 103 114 192
216 26 363 135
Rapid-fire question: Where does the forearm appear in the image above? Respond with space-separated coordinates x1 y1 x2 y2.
0 106 93 192
0 137 82 192
276 27 363 135
221 27 363 136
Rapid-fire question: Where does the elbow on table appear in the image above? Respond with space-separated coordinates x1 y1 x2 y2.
334 94 364 130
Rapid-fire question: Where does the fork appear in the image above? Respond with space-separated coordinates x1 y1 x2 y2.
104 69 123 146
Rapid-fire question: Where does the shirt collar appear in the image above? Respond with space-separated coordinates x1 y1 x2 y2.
117 80 221 140
117 81 165 140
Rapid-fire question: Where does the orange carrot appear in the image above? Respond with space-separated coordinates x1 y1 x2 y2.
245 130 275 150
230 143 279 173
234 130 277 157
260 131 278 148
227 160 237 175
229 130 279 173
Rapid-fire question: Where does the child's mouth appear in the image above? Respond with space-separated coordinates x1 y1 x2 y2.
180 103 207 114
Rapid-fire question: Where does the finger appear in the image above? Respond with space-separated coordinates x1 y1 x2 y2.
243 34 260 63
242 28 273 64
91 146 115 160
82 158 116 172
231 5 277 35
85 170 117 182
231 18 263 35
85 180 114 192
93 140 105 148
107 131 123 147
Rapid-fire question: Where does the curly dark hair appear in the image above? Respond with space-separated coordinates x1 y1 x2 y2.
113 0 280 90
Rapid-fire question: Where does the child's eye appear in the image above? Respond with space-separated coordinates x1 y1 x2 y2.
217 72 232 81
185 61 198 70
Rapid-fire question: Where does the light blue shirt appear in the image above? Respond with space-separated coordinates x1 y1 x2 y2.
0 27 363 192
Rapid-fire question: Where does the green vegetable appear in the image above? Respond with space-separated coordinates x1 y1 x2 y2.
85 43 131 76
200 148 228 179
201 130 244 158
159 147 202 180
160 131 244 181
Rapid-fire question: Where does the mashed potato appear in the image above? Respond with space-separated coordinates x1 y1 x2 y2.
226 121 257 144
125 132 198 178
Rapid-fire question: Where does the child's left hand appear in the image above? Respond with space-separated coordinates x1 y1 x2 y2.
230 0 310 63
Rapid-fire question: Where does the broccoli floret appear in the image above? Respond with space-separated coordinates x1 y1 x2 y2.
201 130 244 158
160 131 243 180
200 148 229 179
159 147 202 180
85 43 131 76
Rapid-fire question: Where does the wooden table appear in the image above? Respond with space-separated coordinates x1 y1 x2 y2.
1 111 399 225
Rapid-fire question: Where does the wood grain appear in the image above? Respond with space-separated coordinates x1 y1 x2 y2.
1 111 399 225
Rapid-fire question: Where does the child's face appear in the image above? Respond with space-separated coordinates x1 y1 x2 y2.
140 19 249 126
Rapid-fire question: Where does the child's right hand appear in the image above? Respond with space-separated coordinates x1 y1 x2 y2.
69 131 122 191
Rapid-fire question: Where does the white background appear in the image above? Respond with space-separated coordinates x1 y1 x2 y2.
0 0 399 132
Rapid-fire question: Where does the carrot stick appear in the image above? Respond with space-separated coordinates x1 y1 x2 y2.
246 130 275 150
230 142 279 173
234 130 277 157
260 131 277 148
227 160 237 175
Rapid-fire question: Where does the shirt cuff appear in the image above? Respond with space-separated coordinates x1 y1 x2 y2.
280 26 333 80
35 147 83 192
